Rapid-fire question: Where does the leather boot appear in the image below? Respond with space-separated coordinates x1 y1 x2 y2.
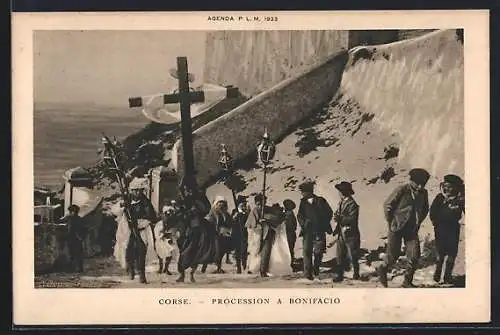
402 268 417 288
332 271 344 283
176 271 185 283
443 256 455 284
163 257 173 275
377 264 388 288
128 263 135 280
352 261 360 280
433 259 443 283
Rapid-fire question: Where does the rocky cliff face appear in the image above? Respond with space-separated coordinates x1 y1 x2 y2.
203 30 349 97
342 29 464 178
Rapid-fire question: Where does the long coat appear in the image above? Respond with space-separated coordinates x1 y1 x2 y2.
296 195 333 255
297 195 334 237
333 196 360 241
383 184 429 233
429 192 465 257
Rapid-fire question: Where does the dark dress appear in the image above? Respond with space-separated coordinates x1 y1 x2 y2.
177 197 217 272
206 208 234 269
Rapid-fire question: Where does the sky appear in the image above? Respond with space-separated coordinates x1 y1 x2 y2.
34 30 207 107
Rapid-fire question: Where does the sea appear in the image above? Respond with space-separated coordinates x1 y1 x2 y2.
34 104 149 190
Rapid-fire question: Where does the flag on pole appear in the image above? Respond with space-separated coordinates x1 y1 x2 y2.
129 83 237 125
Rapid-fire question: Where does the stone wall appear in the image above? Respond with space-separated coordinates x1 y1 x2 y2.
203 30 349 98
174 51 349 187
34 188 104 274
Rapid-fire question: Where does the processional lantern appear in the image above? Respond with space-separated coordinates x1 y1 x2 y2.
218 144 233 171
257 129 276 166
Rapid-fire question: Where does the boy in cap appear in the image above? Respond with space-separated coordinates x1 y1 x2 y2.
332 181 361 282
296 180 334 280
377 168 430 288
65 204 85 272
429 174 465 285
282 199 298 268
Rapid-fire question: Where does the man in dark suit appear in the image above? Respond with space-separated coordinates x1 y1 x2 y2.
231 195 250 274
377 168 430 288
297 181 334 280
332 181 361 282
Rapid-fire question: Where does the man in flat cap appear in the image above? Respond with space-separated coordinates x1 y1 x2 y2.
429 174 465 285
332 181 361 282
296 180 334 280
377 168 430 288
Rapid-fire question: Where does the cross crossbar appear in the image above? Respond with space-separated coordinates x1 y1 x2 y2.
164 90 205 104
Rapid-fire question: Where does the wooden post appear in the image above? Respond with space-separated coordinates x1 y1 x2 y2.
128 57 240 191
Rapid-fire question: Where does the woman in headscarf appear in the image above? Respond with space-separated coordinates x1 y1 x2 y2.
245 194 266 274
205 196 234 274
245 194 292 277
430 174 465 285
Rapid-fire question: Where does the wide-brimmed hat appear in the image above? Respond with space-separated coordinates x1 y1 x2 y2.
129 177 148 190
409 168 430 184
282 199 296 211
67 204 80 213
254 193 267 204
236 195 248 205
335 181 355 195
298 180 315 192
442 174 464 187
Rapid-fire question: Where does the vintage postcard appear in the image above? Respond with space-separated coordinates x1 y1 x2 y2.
12 10 490 325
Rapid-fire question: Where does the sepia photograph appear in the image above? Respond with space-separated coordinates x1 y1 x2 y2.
33 28 466 289
13 11 489 325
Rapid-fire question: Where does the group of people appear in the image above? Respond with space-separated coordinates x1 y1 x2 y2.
63 167 465 288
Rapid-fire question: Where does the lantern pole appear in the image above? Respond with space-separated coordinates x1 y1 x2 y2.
257 128 275 218
218 143 238 207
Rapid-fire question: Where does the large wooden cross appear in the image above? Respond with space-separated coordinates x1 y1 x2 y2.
129 57 204 186
129 56 239 191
